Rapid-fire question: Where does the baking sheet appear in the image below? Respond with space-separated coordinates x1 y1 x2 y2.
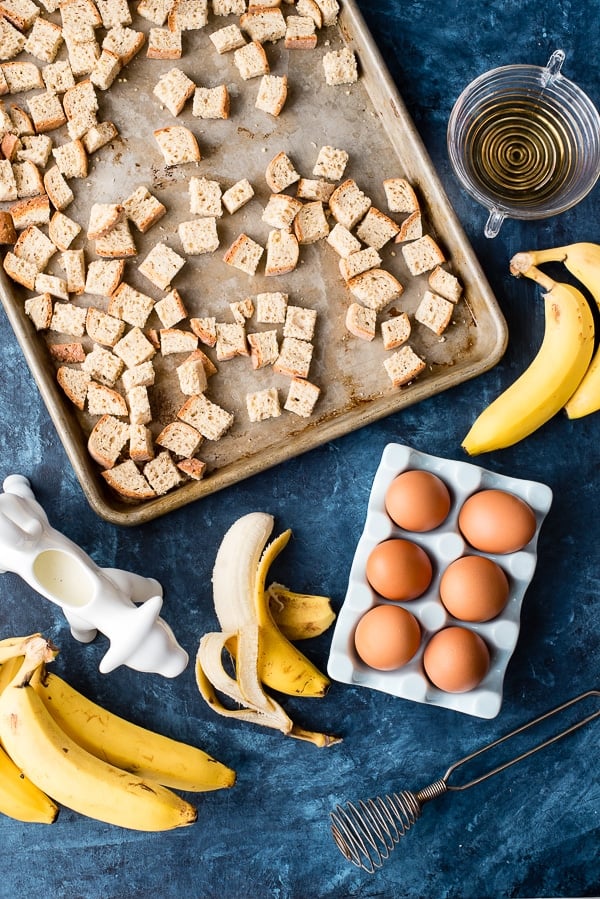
0 1 508 525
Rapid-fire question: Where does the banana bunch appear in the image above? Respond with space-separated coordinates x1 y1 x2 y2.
0 634 235 829
462 250 596 455
196 512 339 748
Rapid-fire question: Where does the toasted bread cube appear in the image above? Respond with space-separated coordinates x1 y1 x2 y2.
57 365 90 409
177 392 234 441
328 178 371 230
83 346 124 387
381 312 411 350
401 234 445 276
383 177 420 214
323 46 358 85
326 222 361 258
234 40 269 80
383 345 426 387
255 73 287 116
155 287 187 328
144 451 184 495
139 241 185 290
189 316 217 347
273 336 313 378
113 326 157 368
209 23 245 54
427 265 463 303
108 282 155 328
345 302 376 341
123 185 166 233
347 268 403 312
25 292 53 330
339 247 382 282
154 125 200 165
223 233 263 275
284 377 320 418
153 66 195 115
255 291 287 323
156 420 203 457
215 321 248 361
192 84 229 119
178 217 219 255
246 387 281 422
247 329 279 369
313 145 348 181
222 178 254 214
129 423 154 463
189 176 222 216
356 207 399 250
415 290 454 335
284 305 317 341
50 300 87 335
176 355 208 395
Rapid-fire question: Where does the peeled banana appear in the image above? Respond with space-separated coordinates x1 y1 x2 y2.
0 639 198 831
462 262 595 454
510 243 600 418
197 512 339 747
268 583 336 641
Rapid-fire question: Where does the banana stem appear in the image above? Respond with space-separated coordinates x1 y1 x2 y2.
521 246 569 266
13 637 58 687
509 256 557 292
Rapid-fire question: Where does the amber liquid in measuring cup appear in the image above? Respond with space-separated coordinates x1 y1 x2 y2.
448 51 600 237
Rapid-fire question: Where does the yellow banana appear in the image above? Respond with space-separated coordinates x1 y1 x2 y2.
0 640 197 831
462 261 595 454
511 243 600 418
267 583 336 641
254 530 330 697
0 654 59 824
30 669 235 793
213 513 330 698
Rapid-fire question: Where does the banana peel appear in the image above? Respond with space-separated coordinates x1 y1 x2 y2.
268 583 336 641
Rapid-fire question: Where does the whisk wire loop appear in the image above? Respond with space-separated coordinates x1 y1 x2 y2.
331 689 600 874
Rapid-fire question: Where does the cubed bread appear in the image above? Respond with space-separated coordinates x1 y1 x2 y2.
262 193 302 230
9 195 51 229
122 185 166 233
101 459 157 499
189 176 222 216
347 268 403 312
283 377 320 418
147 27 182 59
24 17 63 63
44 165 74 211
229 297 254 323
328 178 371 230
59 249 86 294
383 177 420 214
215 321 248 361
153 66 195 115
428 265 463 303
57 365 90 409
381 312 411 350
177 457 206 480
49 211 81 251
154 125 200 165
42 60 76 94
178 217 219 255
395 210 423 243
327 222 361 258
222 178 254 214
339 246 382 282
14 224 56 271
108 282 155 327
177 392 234 441
17 135 53 169
137 0 174 24
255 73 287 116
168 0 207 30
322 47 358 85
87 202 124 239
211 0 246 14
0 17 26 58
25 292 53 330
247 329 279 369
401 235 445 276
284 305 317 341
35 273 68 299
234 40 269 80
159 328 198 355
356 207 399 249
265 151 299 193
284 15 317 49
86 306 125 346
52 139 88 178
265 228 299 276
296 0 322 28
88 414 130 468
27 91 67 132
209 23 246 54
314 0 339 26
176 355 208 395
240 8 286 43
102 25 146 65
121 360 155 391
129 424 154 463
293 200 329 243
192 84 229 119
96 0 133 30
223 232 264 275
49 300 87 335
48 342 85 363
296 178 335 203
82 120 118 153
83 345 124 386
273 336 313 378
139 241 186 289
189 315 217 347
345 302 376 341
415 290 454 335
126 384 152 425
255 291 288 323
84 258 125 295
0 160 17 203
2 61 44 92
156 420 203 456
313 145 349 181
246 387 281 422
383 345 426 387
87 381 128 417
13 161 44 200
113 326 157 368
155 288 187 328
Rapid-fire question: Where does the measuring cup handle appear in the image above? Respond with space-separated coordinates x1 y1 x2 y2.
484 209 505 238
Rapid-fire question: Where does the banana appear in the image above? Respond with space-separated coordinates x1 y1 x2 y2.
213 512 330 698
0 654 59 824
510 244 600 418
462 261 595 454
30 669 235 793
0 639 197 831
267 583 336 641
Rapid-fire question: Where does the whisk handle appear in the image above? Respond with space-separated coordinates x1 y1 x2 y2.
444 688 600 792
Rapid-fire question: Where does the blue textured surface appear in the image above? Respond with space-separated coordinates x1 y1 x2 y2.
0 2 599 897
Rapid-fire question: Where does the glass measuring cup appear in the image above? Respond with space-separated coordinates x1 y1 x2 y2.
447 51 600 237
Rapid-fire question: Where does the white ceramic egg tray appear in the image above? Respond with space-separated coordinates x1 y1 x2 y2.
327 443 553 718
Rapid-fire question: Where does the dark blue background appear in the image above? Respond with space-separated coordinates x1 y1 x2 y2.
1 2 599 897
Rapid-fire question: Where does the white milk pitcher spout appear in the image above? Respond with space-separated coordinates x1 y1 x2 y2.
0 475 188 678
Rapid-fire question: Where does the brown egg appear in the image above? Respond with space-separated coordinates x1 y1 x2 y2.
458 489 536 554
385 469 452 532
354 604 421 670
423 626 490 693
440 555 510 622
366 538 433 601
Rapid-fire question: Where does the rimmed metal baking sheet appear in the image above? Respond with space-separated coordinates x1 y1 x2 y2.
0 1 507 525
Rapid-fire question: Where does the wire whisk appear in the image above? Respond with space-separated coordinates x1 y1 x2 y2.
330 689 600 874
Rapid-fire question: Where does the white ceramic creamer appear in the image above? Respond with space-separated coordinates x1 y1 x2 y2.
0 475 188 677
